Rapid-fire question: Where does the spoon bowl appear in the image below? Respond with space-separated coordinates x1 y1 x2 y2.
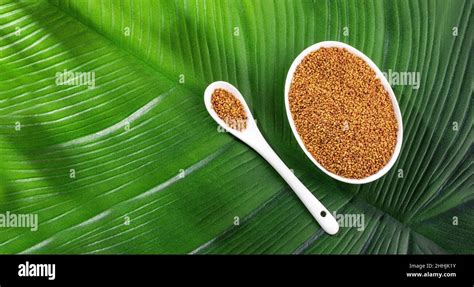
204 81 259 143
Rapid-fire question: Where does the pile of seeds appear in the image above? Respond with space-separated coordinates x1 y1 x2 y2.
288 47 398 179
211 88 247 131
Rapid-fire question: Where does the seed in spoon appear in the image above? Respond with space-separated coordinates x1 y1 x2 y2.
211 88 247 131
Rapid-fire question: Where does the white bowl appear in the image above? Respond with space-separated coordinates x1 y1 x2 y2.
284 41 403 184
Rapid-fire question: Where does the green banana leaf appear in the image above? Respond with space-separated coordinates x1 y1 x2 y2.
0 0 472 254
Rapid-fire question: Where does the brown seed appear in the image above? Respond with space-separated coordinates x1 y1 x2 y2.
288 47 398 179
211 88 248 131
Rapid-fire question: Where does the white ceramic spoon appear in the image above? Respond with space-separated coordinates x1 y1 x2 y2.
204 81 339 235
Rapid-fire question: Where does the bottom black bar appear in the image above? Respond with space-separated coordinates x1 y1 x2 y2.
0 254 471 285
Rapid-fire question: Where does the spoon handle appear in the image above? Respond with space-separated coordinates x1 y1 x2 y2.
249 134 339 235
